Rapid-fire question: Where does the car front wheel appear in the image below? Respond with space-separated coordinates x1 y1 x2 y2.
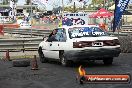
60 52 72 67
38 47 47 63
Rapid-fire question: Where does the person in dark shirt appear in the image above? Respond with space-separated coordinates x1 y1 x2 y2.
47 30 58 42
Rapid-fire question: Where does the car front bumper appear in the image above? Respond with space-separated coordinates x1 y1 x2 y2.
64 48 121 60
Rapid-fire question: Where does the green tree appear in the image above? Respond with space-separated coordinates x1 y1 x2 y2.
92 0 103 4
14 0 18 3
2 0 18 5
25 0 31 5
64 6 76 12
3 0 9 5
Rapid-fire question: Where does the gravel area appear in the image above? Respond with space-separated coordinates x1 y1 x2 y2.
119 35 132 53
0 53 132 88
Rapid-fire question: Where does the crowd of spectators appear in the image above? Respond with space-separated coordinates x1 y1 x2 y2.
39 15 61 25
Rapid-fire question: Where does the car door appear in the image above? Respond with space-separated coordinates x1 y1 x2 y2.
55 28 68 50
43 29 60 59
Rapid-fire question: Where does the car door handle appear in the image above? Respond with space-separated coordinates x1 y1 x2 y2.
50 43 52 46
58 44 59 46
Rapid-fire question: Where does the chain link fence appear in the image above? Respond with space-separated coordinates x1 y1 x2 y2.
119 34 132 53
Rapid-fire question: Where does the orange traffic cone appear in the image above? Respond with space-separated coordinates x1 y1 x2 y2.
31 55 38 70
0 25 4 36
5 50 11 61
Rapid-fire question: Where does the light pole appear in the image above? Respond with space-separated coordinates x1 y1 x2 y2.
60 0 64 27
62 0 64 13
103 0 106 9
61 0 64 17
2 0 3 16
73 1 76 12
30 0 32 37
103 0 107 24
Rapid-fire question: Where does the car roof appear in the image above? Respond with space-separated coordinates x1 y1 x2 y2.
58 25 99 29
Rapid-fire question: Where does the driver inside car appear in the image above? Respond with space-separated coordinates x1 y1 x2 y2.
47 29 58 42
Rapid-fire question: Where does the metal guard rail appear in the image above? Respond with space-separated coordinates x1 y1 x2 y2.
0 38 43 52
0 32 131 52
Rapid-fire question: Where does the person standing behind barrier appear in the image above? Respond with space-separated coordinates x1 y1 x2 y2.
26 16 29 22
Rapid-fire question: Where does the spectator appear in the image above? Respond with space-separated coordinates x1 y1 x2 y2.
26 16 29 22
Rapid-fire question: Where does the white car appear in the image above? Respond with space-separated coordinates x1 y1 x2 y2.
19 21 31 28
38 25 121 66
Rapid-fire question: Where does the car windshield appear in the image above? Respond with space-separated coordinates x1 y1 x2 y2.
68 27 109 39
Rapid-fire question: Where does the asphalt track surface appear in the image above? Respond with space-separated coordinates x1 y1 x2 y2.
0 53 132 88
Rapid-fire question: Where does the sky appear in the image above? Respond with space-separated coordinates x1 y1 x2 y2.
17 0 92 10
14 0 132 10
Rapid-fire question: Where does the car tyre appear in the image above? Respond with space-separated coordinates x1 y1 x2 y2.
60 53 72 67
38 47 47 63
12 59 30 67
103 57 113 65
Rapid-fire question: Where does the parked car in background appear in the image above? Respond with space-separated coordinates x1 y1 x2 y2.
19 21 31 28
38 25 121 66
16 13 25 17
0 16 11 23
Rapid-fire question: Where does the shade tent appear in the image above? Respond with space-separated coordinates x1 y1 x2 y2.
89 8 113 18
89 8 114 31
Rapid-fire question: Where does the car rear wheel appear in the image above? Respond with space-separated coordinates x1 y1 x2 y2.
38 47 47 63
60 52 72 67
103 57 113 65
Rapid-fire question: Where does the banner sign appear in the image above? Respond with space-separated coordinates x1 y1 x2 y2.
70 27 105 38
113 0 130 32
63 13 88 26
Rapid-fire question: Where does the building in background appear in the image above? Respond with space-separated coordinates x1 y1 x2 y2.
0 4 37 17
10 0 16 20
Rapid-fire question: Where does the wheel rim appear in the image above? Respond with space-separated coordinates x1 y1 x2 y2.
61 57 66 65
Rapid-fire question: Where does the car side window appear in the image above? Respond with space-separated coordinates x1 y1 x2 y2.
46 28 66 42
55 28 66 42
46 29 58 42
